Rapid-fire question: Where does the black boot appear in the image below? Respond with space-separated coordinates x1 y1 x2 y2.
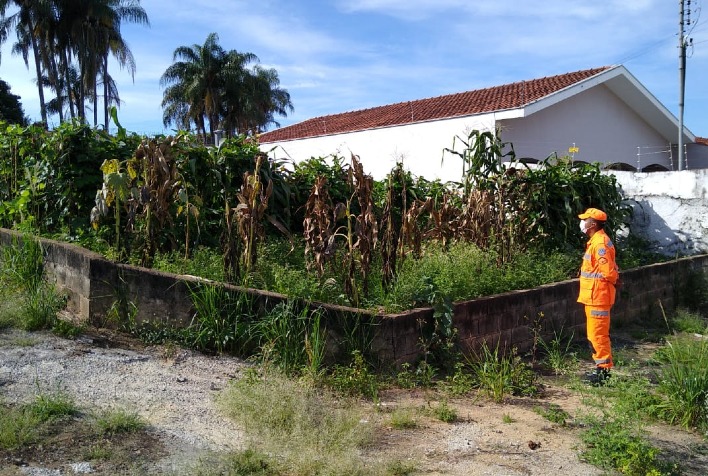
585 367 611 386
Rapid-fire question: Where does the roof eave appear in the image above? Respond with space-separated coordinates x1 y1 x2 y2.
261 108 526 144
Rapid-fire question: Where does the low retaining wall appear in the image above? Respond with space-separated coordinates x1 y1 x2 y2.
2 228 706 366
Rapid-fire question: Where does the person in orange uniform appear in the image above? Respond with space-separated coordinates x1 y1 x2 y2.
577 208 619 385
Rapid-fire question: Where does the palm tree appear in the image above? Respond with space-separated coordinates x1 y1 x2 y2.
161 33 293 141
0 0 54 126
57 0 147 127
0 0 148 128
160 33 237 141
224 64 293 136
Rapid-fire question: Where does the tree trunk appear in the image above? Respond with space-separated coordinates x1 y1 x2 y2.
29 26 48 127
48 54 64 123
62 50 76 120
103 54 109 131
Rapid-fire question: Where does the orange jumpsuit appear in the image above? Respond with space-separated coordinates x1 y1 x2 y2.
577 229 619 369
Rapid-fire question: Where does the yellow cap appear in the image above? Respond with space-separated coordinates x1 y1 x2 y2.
578 208 607 221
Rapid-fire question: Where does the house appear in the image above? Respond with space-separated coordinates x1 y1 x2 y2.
259 65 708 182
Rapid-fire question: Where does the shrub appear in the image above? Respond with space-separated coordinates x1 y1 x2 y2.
579 413 677 475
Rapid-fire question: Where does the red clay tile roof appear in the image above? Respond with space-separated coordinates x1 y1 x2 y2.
696 137 708 146
260 66 612 143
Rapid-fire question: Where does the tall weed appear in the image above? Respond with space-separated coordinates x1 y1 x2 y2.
539 328 579 375
256 301 326 376
0 235 64 331
186 283 255 354
466 342 538 402
0 235 44 293
219 372 377 475
653 335 708 430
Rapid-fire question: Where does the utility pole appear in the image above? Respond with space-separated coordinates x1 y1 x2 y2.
678 0 691 171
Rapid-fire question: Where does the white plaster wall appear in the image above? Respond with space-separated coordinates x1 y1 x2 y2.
610 169 708 255
263 114 500 182
262 83 701 178
501 85 672 170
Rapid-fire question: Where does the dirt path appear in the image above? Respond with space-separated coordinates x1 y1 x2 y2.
1 327 706 475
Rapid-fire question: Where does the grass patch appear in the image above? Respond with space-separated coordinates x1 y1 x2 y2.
218 371 383 475
534 404 569 426
390 407 418 429
0 402 41 450
670 308 707 334
95 408 146 435
579 412 679 475
429 400 457 423
191 448 282 476
467 343 539 402
0 392 77 450
652 335 708 430
29 392 79 422
538 328 579 375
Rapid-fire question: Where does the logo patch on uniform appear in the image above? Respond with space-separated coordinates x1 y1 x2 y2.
598 248 606 256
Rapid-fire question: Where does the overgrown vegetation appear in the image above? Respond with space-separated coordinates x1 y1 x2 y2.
1 121 648 313
216 371 382 475
0 234 65 332
0 392 158 473
2 120 705 474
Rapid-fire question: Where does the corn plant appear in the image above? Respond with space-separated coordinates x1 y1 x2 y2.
379 165 405 288
91 134 198 265
303 175 335 278
223 154 285 284
302 155 377 306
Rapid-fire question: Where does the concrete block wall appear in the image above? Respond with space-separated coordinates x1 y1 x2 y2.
370 255 708 365
1 228 706 367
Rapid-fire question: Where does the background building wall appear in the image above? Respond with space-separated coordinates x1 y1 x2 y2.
264 112 499 182
502 85 672 170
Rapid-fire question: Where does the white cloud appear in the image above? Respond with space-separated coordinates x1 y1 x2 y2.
2 0 707 135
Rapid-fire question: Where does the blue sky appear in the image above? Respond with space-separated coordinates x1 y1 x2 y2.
1 0 707 138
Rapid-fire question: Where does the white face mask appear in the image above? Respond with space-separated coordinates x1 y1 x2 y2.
579 219 588 233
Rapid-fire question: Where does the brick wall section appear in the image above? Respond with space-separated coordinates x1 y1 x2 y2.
360 254 708 365
2 228 707 366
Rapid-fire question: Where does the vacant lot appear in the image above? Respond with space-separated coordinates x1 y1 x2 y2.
1 327 707 475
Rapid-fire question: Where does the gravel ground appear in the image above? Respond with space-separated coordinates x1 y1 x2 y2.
0 327 249 474
2 327 706 475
